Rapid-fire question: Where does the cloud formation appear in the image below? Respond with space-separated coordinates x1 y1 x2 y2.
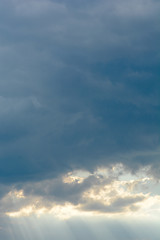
0 0 159 238
0 166 159 220
0 0 159 184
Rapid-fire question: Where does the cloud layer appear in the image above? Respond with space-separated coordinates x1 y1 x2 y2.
0 1 160 239
0 0 159 185
0 166 159 220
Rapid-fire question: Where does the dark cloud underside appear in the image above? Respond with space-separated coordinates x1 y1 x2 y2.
0 0 159 183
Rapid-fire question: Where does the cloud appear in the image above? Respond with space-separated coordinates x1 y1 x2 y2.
0 167 159 240
0 166 159 219
80 195 145 214
0 1 159 239
0 0 159 185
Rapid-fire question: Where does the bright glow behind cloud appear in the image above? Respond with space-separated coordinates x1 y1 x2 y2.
2 165 160 220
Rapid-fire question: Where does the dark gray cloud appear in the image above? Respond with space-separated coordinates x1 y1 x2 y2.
80 195 145 213
0 1 160 239
0 0 159 186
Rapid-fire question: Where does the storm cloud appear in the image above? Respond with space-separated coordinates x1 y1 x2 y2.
0 0 159 185
0 1 160 238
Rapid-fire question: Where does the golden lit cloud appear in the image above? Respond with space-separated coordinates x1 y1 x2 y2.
63 170 90 184
3 165 160 220
6 205 47 218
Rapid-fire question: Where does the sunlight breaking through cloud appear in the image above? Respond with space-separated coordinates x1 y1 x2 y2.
3 165 160 220
0 0 159 238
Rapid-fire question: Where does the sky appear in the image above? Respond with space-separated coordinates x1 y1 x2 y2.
0 0 160 239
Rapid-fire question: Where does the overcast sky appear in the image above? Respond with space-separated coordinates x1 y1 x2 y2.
0 0 160 239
